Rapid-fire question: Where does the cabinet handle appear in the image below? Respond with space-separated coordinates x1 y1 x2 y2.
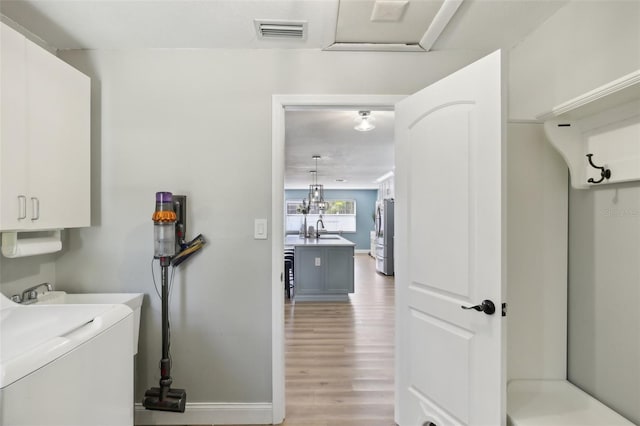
31 197 40 221
17 195 27 220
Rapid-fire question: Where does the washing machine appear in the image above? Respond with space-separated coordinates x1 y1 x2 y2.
0 293 134 426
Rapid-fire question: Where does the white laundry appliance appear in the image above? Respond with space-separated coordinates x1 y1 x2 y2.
0 293 135 426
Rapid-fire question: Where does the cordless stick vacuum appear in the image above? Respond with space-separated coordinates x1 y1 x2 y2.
143 192 193 413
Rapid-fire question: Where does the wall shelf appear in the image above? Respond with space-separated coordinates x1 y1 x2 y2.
538 70 640 189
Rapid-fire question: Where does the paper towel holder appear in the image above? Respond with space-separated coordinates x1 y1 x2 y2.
1 229 62 258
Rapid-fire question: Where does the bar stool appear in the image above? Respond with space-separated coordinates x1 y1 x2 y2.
284 248 295 298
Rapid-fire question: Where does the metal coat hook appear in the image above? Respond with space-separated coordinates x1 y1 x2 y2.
586 154 611 184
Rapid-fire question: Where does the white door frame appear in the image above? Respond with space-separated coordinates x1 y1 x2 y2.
271 94 405 423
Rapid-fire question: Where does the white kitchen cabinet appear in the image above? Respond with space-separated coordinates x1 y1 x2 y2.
378 175 394 200
0 23 90 231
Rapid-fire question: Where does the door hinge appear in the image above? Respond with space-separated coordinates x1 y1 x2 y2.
502 302 508 317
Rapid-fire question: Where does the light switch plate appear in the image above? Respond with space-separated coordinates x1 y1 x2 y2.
254 218 268 239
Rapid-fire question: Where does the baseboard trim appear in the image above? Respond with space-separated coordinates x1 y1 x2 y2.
293 293 349 302
134 402 272 425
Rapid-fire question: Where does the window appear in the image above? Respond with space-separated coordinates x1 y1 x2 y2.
286 199 357 233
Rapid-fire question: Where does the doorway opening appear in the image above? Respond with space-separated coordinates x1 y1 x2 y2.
271 95 404 423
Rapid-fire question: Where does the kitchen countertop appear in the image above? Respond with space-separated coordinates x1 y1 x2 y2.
285 235 356 247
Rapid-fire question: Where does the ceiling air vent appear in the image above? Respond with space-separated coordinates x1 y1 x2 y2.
255 19 307 40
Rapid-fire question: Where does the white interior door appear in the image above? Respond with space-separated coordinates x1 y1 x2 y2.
394 50 505 426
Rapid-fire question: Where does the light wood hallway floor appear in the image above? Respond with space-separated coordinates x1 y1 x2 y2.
281 253 396 426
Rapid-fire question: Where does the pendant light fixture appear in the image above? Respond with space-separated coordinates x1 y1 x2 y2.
308 155 326 210
354 110 375 132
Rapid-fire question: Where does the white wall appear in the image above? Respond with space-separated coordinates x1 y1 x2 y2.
510 1 640 423
0 254 56 298
568 183 640 424
509 1 640 120
48 48 484 410
506 123 568 382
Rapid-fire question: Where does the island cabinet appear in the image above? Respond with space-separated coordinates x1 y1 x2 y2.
285 235 355 302
0 22 90 232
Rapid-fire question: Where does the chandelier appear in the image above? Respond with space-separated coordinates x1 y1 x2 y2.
308 155 326 211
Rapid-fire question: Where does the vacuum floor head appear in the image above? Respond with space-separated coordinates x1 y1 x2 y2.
143 387 187 413
172 234 205 267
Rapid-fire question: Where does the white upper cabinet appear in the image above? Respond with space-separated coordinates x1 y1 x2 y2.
0 23 29 231
0 22 90 231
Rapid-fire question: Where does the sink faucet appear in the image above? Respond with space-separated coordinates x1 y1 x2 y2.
13 282 53 304
315 218 325 238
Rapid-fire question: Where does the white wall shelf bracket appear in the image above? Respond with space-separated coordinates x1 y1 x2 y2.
538 70 640 189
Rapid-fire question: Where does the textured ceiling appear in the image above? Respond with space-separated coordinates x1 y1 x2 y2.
0 0 340 49
285 110 395 189
0 0 568 51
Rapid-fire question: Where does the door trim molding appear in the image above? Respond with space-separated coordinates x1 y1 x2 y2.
271 94 404 424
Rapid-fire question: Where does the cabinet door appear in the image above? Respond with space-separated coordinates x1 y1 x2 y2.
294 247 325 294
26 38 91 229
0 23 29 230
326 246 354 293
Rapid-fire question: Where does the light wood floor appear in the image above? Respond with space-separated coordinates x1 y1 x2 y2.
280 253 396 426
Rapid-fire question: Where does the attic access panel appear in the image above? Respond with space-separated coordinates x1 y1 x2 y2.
334 0 445 44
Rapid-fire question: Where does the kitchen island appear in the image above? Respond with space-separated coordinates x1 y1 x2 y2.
285 235 355 302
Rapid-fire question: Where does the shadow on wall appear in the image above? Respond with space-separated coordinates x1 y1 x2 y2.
0 253 57 297
568 181 640 424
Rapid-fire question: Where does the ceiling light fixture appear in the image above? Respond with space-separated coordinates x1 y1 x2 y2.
308 155 326 210
354 111 376 132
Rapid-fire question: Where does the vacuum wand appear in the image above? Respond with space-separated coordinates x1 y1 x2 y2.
159 256 171 397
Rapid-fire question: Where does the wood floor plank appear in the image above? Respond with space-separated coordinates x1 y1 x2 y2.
281 254 396 425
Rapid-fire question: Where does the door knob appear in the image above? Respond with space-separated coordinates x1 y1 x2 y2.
461 299 495 315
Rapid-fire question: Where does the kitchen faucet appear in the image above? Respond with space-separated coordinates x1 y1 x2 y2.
315 218 325 238
303 214 308 238
11 282 54 304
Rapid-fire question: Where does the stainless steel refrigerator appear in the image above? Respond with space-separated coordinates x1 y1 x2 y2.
375 198 394 275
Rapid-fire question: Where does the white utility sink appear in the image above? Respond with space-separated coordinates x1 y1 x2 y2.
34 291 144 354
318 235 340 240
